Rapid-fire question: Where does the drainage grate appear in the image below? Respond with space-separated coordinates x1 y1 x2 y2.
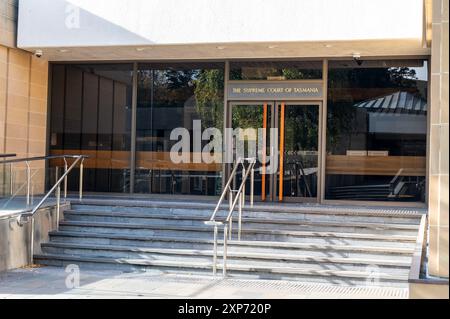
214 278 409 299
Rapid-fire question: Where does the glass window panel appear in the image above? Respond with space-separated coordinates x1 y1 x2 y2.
49 65 65 150
230 61 323 80
64 66 83 149
49 64 133 193
326 59 428 202
136 62 224 196
280 104 319 199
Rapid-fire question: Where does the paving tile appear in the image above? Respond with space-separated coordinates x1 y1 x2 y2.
0 266 409 299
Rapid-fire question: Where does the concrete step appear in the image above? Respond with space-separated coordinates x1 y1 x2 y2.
64 209 422 229
59 219 418 238
34 253 409 287
40 241 411 272
70 200 424 217
50 231 415 251
67 206 423 225
48 231 414 261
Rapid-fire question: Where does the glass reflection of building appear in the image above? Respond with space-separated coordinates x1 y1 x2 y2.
326 60 428 202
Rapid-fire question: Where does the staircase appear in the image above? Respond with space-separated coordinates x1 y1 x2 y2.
34 199 424 287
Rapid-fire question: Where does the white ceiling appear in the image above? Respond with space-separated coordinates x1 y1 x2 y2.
26 39 430 62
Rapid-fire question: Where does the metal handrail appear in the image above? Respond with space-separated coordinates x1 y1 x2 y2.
1 155 87 206
208 158 246 223
205 157 256 277
20 156 87 220
0 153 16 158
0 154 87 265
0 155 83 165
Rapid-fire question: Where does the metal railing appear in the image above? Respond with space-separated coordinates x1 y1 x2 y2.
0 154 16 159
205 157 256 277
0 154 87 264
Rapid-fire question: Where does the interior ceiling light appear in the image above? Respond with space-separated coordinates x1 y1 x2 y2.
216 46 226 50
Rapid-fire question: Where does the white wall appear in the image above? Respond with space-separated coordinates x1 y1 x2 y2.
18 0 424 48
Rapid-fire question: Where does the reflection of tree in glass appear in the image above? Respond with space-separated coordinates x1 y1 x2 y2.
194 69 224 130
231 105 264 130
282 68 322 80
230 66 322 80
152 69 198 108
284 108 318 151
138 67 224 130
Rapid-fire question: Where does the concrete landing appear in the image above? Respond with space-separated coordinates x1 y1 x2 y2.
0 266 408 299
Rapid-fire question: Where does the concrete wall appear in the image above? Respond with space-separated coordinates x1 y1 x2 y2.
0 204 69 272
17 0 424 47
428 0 449 279
410 282 449 299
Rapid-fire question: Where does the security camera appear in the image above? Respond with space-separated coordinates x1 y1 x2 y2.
34 50 43 58
353 53 363 66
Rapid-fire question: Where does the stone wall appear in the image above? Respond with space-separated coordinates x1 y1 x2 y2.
0 0 17 48
1 0 48 193
429 0 449 279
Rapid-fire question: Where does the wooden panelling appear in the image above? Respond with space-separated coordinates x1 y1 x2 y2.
326 155 426 176
50 149 222 172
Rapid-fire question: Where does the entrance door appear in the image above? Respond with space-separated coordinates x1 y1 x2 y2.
277 102 320 202
229 101 321 202
230 102 273 201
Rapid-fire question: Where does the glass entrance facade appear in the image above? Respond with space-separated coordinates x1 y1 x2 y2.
47 59 428 204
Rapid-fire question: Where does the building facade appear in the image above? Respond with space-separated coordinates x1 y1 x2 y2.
1 0 448 286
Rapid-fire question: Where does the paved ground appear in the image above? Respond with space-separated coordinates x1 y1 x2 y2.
0 266 408 299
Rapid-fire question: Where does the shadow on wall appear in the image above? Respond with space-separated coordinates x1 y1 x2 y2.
0 204 69 272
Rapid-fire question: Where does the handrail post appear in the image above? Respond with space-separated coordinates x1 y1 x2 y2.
229 189 233 212
29 216 34 265
242 167 246 208
56 183 61 231
229 216 233 240
9 163 13 196
63 158 68 201
26 161 31 206
223 224 228 277
232 167 237 190
250 167 254 207
213 225 218 276
79 158 85 201
238 192 242 241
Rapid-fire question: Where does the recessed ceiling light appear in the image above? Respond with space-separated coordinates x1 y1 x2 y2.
216 46 226 50
136 48 146 52
268 45 278 49
324 44 333 48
